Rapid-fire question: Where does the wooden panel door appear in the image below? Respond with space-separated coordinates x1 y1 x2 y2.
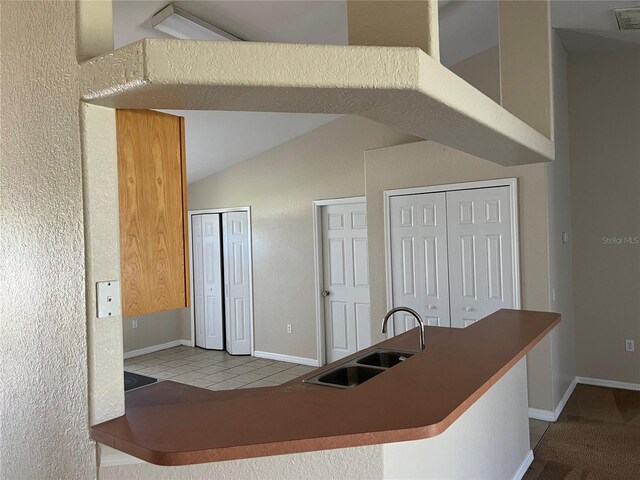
446 186 514 328
389 192 450 332
117 109 190 317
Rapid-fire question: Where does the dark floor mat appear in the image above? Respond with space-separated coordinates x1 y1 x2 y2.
124 371 158 392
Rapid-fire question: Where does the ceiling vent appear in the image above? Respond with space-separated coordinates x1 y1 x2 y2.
614 7 640 30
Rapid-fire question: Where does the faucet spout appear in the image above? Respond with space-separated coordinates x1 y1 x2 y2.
382 306 426 350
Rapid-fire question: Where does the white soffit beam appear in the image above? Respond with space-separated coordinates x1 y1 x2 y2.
80 39 554 166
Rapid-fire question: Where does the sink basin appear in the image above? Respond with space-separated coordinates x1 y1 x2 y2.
303 348 416 389
316 365 383 388
356 350 415 368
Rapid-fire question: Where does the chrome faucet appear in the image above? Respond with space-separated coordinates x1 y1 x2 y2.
382 307 426 351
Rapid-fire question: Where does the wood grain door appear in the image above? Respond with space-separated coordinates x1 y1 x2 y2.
117 109 190 317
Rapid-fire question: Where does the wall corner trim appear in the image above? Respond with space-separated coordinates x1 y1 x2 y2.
529 376 578 422
512 449 534 480
253 351 320 367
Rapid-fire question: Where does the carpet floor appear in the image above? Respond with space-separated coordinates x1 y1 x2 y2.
524 384 640 480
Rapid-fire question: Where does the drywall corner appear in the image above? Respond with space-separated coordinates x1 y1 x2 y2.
81 102 125 425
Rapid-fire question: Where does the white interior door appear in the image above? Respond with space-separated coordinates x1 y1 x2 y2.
192 214 224 350
389 192 451 333
223 211 252 355
322 202 371 363
446 186 514 328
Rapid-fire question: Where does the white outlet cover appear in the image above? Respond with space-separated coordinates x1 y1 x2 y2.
96 280 121 318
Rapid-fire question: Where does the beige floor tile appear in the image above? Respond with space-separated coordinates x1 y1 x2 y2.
202 371 238 383
159 359 193 368
208 380 246 390
189 359 219 368
246 359 276 368
233 372 269 384
127 346 311 392
224 365 259 375
163 365 198 375
264 372 299 384
195 365 227 375
252 365 291 376
154 371 178 380
177 371 208 381
140 365 171 375
284 365 315 376
182 378 215 388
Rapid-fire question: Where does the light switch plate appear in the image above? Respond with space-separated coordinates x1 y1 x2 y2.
96 280 121 318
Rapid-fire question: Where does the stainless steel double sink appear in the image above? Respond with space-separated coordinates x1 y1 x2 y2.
303 348 415 389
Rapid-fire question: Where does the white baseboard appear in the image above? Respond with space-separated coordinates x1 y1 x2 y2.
181 339 194 347
254 350 320 367
528 407 556 422
124 340 184 359
511 449 534 480
528 376 578 422
577 376 640 391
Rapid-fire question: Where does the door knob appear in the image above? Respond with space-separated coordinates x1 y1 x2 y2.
464 307 474 312
322 290 330 297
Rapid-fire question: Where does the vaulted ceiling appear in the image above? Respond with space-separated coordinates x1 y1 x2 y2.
113 1 640 183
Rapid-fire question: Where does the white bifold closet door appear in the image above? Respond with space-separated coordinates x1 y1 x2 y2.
446 186 514 328
389 185 515 331
192 211 252 354
192 214 224 350
389 192 451 333
223 211 251 355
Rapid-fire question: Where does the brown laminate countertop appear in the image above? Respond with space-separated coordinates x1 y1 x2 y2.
92 309 560 466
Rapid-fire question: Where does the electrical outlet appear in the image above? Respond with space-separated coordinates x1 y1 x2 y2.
625 339 635 352
287 324 292 334
132 319 139 329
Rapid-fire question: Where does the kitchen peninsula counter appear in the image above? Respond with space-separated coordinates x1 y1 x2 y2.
92 309 560 466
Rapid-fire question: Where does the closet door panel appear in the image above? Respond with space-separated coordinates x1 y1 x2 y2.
389 193 450 333
446 186 514 328
223 211 252 355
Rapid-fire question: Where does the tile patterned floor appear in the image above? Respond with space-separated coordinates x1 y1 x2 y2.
529 418 550 450
124 346 316 391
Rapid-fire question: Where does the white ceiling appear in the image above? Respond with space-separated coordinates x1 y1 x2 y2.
162 110 340 183
113 1 639 183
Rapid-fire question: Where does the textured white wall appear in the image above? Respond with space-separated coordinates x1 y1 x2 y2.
0 2 96 478
81 104 125 425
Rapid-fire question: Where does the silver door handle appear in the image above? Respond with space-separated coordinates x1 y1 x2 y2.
464 307 474 312
322 290 330 297
427 305 437 310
